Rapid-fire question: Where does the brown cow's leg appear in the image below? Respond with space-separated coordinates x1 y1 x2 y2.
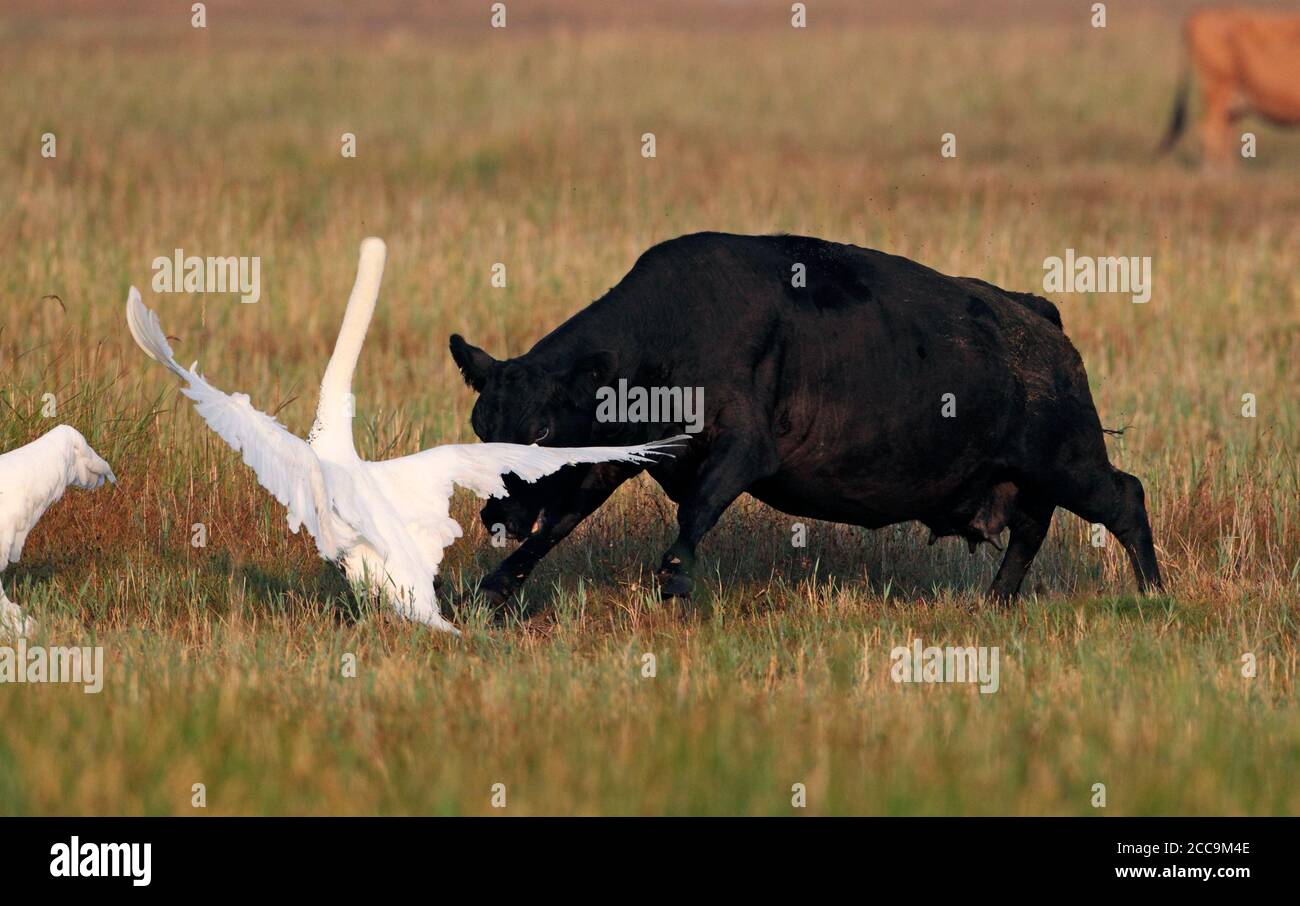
1199 80 1235 166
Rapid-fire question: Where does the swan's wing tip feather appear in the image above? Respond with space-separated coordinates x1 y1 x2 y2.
125 287 182 372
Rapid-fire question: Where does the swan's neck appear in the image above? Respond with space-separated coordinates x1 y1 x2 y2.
310 264 383 458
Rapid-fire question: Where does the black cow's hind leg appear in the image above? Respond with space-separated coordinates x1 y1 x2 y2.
987 493 1055 603
658 433 779 599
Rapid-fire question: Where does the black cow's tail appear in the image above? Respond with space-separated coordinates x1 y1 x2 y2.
1156 61 1191 155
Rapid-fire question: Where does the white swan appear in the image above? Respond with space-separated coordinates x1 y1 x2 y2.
0 426 116 636
126 237 682 634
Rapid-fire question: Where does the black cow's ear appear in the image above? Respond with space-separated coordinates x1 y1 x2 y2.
449 334 497 392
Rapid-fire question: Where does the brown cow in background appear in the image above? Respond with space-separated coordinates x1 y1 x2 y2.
1158 7 1300 163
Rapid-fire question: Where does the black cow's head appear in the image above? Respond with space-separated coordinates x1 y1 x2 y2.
449 334 617 540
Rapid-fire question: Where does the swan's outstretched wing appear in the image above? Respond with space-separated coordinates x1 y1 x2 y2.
0 425 115 569
388 437 688 500
126 288 353 559
365 436 688 560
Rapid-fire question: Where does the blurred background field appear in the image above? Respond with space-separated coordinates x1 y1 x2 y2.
0 0 1297 815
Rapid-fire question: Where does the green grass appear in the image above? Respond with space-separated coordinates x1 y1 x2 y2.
0 2 1297 815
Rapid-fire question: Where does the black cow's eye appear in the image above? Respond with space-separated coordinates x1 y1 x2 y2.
534 427 550 443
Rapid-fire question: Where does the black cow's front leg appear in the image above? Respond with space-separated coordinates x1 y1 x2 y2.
658 433 778 599
477 538 551 611
987 493 1055 603
478 468 632 615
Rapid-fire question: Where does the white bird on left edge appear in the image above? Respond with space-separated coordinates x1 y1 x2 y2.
126 237 683 635
0 426 116 636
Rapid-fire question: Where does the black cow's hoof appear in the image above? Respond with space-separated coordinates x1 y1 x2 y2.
480 574 544 624
478 582 513 618
659 572 694 599
440 575 515 621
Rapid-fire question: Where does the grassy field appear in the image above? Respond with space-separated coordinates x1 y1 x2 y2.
1 1 1298 815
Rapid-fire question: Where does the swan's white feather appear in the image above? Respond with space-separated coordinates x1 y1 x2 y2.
379 437 687 502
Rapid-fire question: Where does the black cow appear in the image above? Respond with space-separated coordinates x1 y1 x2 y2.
449 232 1163 612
